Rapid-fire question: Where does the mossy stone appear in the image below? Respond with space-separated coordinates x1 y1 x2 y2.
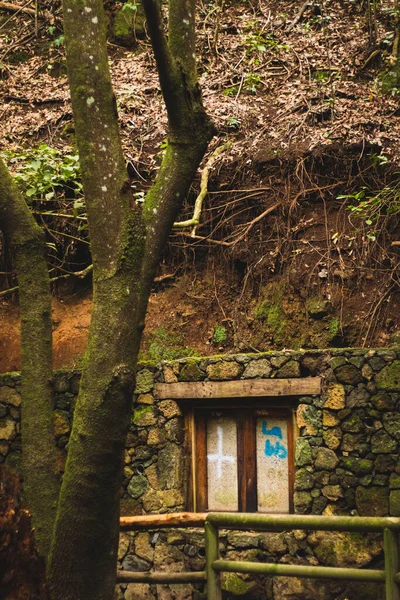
335 364 363 385
206 361 242 381
383 412 400 440
134 369 154 394
127 474 148 499
179 361 204 382
295 438 312 466
371 429 397 454
295 468 314 490
375 360 400 391
342 457 373 475
221 573 249 595
370 391 394 411
294 491 312 513
355 486 389 516
390 490 400 516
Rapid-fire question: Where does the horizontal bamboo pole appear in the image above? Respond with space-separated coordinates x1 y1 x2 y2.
120 512 207 531
116 570 206 583
212 560 386 583
394 572 400 584
207 513 400 533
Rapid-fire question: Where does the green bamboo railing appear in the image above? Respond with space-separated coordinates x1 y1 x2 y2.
117 512 400 599
205 513 400 600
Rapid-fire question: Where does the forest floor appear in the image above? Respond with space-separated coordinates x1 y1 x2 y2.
0 0 399 371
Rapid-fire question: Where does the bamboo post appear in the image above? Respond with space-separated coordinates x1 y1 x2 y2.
384 528 400 600
205 520 222 600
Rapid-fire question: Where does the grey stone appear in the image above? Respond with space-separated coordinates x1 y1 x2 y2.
347 387 369 408
276 360 300 378
371 391 394 411
259 532 287 554
121 555 151 572
342 457 373 475
383 412 400 440
356 486 389 516
342 414 363 433
369 357 386 371
315 447 338 471
294 468 314 491
270 355 289 368
127 475 148 499
227 532 259 548
206 361 242 380
242 359 272 378
335 364 363 385
371 429 397 454
157 442 183 489
294 491 312 514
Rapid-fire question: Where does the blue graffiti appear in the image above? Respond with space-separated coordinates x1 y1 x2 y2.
262 421 287 459
264 439 288 459
261 421 283 439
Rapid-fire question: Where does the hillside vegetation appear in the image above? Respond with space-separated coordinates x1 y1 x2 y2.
0 0 399 371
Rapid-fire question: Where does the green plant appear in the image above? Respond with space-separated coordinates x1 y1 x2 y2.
338 178 400 241
122 1 137 12
328 317 339 337
143 326 199 362
3 144 82 203
212 325 227 344
244 72 262 94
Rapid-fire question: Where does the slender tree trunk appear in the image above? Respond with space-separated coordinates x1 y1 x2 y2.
0 158 59 560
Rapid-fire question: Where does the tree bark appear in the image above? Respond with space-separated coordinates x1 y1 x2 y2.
0 158 59 560
46 0 213 598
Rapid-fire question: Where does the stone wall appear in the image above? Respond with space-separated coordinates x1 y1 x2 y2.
1 347 400 600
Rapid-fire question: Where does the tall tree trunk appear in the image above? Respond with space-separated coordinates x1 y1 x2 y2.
0 158 59 560
47 0 213 598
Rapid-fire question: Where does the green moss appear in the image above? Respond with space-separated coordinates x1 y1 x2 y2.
132 405 152 424
221 573 249 595
375 360 400 390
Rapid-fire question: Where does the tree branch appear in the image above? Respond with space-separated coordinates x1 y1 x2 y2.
173 142 231 231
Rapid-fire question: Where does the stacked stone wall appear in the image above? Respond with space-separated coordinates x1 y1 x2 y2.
1 347 399 599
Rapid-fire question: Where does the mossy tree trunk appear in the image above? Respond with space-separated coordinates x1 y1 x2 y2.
0 158 59 560
44 0 213 599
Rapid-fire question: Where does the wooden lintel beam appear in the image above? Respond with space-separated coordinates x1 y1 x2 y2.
155 378 321 400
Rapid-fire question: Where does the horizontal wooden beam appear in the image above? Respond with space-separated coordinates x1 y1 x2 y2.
120 512 207 531
212 560 385 583
116 570 206 584
207 512 400 532
155 378 321 400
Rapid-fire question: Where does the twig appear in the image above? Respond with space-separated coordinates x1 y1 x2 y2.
173 142 232 232
0 0 36 16
287 0 310 31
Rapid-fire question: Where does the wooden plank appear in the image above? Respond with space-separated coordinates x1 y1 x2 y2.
155 378 321 400
120 512 207 531
196 415 208 512
237 411 257 512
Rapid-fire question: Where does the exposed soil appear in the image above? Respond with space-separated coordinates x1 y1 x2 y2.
0 0 399 372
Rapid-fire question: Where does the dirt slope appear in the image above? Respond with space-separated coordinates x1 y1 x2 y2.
0 0 399 371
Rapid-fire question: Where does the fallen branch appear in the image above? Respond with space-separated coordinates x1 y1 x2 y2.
0 1 37 16
173 142 232 233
